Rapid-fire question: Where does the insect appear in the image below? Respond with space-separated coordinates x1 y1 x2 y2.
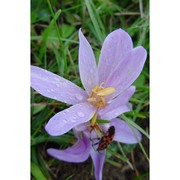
96 126 115 151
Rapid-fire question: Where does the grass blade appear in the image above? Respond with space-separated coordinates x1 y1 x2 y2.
31 161 47 180
127 122 149 162
84 0 105 44
47 0 68 76
39 9 62 63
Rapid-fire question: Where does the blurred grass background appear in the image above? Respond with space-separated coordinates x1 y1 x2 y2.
31 0 149 179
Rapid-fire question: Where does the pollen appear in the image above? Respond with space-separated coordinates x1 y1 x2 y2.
87 83 115 108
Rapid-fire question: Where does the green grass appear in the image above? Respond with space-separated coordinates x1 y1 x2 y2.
31 0 149 179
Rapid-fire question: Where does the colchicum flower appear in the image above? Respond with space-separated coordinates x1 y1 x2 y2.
31 28 147 180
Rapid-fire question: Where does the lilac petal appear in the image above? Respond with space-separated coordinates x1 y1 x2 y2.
111 118 142 144
98 86 136 120
98 28 133 84
31 65 88 105
45 102 96 136
90 148 106 180
78 29 99 95
73 123 88 132
99 105 129 121
106 46 147 98
47 133 91 162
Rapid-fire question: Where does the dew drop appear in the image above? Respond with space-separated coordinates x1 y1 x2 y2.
60 81 67 87
90 68 94 74
54 77 60 82
62 111 66 115
63 118 68 123
71 117 77 123
77 112 85 118
72 116 76 120
87 79 92 85
75 94 83 101
69 96 74 100
107 100 113 104
114 111 119 116
47 89 50 93
53 96 57 99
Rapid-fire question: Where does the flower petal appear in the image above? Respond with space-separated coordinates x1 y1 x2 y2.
98 28 133 84
98 86 136 120
106 46 147 98
78 29 99 95
45 102 96 136
47 133 91 162
90 148 106 180
111 118 142 144
31 65 88 105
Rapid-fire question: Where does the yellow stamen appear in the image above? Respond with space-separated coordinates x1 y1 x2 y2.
92 85 99 93
97 87 115 96
87 121 103 138
94 127 102 138
90 113 97 126
87 83 116 108
87 97 96 103
95 123 103 132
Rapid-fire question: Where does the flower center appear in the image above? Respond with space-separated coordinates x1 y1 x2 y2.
87 83 115 108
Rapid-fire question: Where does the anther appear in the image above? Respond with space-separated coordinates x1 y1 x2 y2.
96 87 115 96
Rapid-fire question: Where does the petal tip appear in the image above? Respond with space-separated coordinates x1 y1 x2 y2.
137 46 148 59
44 124 58 136
78 28 84 39
129 85 136 93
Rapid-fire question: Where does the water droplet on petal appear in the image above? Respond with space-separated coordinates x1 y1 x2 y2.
60 81 67 87
63 118 68 123
69 97 74 100
75 94 83 101
54 77 60 82
107 99 113 104
77 112 85 118
53 96 57 99
87 79 92 85
71 116 77 122
47 89 50 93
114 111 119 116
90 68 94 74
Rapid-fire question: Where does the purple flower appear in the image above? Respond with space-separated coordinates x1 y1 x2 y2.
47 119 141 180
31 28 147 180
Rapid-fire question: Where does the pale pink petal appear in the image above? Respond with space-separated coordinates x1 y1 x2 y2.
105 46 147 98
78 29 99 95
47 133 90 162
98 28 133 84
111 118 142 144
31 65 88 104
90 147 106 180
45 102 96 136
98 86 136 120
